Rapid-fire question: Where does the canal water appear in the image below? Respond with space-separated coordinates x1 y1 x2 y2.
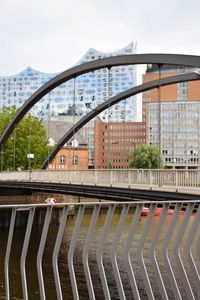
0 195 199 299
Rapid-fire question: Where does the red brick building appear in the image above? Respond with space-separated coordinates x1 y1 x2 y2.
94 120 146 169
48 146 88 170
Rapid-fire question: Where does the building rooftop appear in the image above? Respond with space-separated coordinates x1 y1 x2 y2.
42 118 87 146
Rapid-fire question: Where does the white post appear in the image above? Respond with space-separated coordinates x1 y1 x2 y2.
110 170 113 186
175 171 178 187
69 170 71 184
95 170 97 185
128 170 131 188
149 170 152 187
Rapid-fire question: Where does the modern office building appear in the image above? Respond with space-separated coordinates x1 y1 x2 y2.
94 120 146 169
143 64 200 122
147 101 200 168
0 42 137 122
144 64 200 168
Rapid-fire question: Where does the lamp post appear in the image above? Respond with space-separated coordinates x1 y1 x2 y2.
107 67 111 169
87 106 96 169
27 153 34 170
157 64 163 168
12 127 16 170
27 153 34 181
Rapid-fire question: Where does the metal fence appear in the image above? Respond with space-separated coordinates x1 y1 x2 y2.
1 169 200 189
1 201 199 299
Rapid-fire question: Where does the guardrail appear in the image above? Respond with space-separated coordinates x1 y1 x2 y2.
1 201 199 299
0 169 200 189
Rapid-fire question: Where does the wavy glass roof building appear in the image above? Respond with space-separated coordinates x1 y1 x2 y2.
0 42 137 122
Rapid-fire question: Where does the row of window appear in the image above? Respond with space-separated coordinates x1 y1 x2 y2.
165 157 199 164
104 124 144 130
103 145 135 150
103 131 145 137
60 155 78 165
102 159 129 163
149 104 200 112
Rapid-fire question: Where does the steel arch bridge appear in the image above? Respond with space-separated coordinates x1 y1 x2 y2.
0 53 200 169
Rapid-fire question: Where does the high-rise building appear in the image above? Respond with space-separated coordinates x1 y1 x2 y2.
147 101 200 168
143 64 200 169
0 42 137 122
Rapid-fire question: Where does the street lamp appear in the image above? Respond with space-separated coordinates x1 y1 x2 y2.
11 128 16 170
157 64 163 168
27 153 34 170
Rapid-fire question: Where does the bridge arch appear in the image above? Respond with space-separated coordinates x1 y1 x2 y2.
0 53 200 148
41 72 200 169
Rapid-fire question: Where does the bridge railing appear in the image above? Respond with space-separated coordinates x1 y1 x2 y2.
1 169 200 189
0 201 199 299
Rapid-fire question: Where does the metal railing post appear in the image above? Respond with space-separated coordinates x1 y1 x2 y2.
5 208 17 300
95 169 97 185
128 170 131 187
149 169 152 187
82 205 100 300
20 207 35 300
97 204 115 300
53 206 69 300
110 170 113 186
111 204 129 300
37 206 52 300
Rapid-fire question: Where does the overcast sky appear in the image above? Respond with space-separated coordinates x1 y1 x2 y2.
1 0 200 76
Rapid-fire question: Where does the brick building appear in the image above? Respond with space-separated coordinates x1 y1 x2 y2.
48 146 88 170
43 117 89 170
94 120 146 169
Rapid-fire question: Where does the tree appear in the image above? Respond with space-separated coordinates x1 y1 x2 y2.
0 106 50 170
128 144 164 169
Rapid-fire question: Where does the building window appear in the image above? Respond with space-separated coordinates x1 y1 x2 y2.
72 155 78 165
60 155 66 164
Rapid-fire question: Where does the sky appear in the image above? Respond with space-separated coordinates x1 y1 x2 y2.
1 0 200 76
0 0 200 119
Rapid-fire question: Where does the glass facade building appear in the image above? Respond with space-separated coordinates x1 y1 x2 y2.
143 64 200 169
0 42 137 122
147 101 200 168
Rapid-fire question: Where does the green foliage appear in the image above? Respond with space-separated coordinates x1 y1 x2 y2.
128 144 164 169
0 106 50 170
